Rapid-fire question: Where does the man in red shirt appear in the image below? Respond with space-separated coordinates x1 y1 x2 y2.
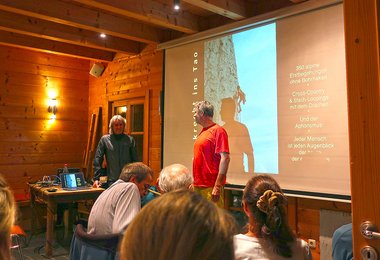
193 101 230 207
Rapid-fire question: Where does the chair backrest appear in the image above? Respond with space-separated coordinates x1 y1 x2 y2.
69 224 121 260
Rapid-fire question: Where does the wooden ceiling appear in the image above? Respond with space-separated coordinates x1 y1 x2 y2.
0 0 305 61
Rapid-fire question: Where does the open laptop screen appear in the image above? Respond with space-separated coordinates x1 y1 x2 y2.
61 172 86 189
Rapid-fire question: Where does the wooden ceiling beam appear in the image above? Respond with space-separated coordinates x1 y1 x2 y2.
183 0 247 20
72 0 199 34
0 10 140 55
289 0 308 3
0 0 165 44
0 30 114 62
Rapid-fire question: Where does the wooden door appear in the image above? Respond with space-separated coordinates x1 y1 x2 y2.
344 0 380 258
108 91 149 165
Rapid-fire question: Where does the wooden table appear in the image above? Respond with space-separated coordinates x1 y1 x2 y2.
29 184 104 258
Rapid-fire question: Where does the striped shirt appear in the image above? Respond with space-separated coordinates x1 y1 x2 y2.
87 180 141 235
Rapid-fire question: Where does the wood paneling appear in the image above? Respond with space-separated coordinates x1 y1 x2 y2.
291 197 351 259
0 45 89 196
344 0 380 257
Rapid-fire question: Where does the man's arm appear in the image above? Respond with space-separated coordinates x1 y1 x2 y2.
93 137 106 180
212 152 230 202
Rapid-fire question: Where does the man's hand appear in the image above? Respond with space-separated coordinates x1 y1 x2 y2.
212 184 222 202
93 180 100 188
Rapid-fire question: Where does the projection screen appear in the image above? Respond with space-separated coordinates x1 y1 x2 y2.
162 1 350 200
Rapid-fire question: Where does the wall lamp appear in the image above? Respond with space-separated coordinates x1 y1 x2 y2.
48 98 57 119
174 0 180 10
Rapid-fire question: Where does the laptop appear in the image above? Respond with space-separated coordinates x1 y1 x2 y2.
54 168 81 184
61 172 91 191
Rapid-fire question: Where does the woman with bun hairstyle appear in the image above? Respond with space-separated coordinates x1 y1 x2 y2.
234 175 312 259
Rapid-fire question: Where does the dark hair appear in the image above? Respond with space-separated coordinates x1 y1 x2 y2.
119 162 153 183
120 190 237 260
243 175 295 258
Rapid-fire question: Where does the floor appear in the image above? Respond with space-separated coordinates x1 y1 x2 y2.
11 227 71 260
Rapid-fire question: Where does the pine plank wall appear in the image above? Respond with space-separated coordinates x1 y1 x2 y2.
0 45 350 259
0 45 89 197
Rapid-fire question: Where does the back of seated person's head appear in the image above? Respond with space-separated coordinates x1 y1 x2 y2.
0 174 16 260
120 190 237 260
157 164 193 193
243 174 295 258
119 162 153 182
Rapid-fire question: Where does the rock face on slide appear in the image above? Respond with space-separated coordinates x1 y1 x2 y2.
204 35 241 125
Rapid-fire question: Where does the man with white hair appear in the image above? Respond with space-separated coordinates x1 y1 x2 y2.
157 163 193 193
93 115 138 187
141 163 193 206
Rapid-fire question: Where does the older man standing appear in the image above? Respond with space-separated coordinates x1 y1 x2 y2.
93 115 138 187
193 101 230 208
87 162 152 235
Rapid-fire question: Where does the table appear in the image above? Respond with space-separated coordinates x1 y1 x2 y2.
29 184 104 258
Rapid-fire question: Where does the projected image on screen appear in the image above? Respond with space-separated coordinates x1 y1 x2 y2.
203 24 279 182
164 3 350 197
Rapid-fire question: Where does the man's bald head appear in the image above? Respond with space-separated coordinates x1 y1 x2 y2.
158 164 193 193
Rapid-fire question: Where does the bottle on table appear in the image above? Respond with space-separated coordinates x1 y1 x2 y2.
63 163 69 173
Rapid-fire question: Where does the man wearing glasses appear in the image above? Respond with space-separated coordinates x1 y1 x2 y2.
87 162 153 235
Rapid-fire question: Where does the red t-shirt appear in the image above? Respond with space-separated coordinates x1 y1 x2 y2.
193 124 229 187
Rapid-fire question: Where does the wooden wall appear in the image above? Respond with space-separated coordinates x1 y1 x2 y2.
0 45 89 197
289 197 351 259
88 46 163 178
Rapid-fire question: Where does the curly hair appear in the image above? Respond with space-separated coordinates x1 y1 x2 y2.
243 175 295 258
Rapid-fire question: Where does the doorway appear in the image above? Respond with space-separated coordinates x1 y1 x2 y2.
108 90 149 164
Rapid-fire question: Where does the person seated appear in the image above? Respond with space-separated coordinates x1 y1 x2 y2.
332 223 353 260
141 163 193 206
234 174 312 260
120 190 237 260
0 174 16 260
87 162 153 235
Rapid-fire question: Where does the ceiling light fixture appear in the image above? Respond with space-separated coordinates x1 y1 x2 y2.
174 0 180 10
99 33 106 38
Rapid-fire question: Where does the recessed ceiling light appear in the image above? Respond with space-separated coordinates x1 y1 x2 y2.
100 33 106 38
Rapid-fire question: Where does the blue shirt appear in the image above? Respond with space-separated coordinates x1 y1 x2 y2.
141 186 159 207
332 223 353 260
